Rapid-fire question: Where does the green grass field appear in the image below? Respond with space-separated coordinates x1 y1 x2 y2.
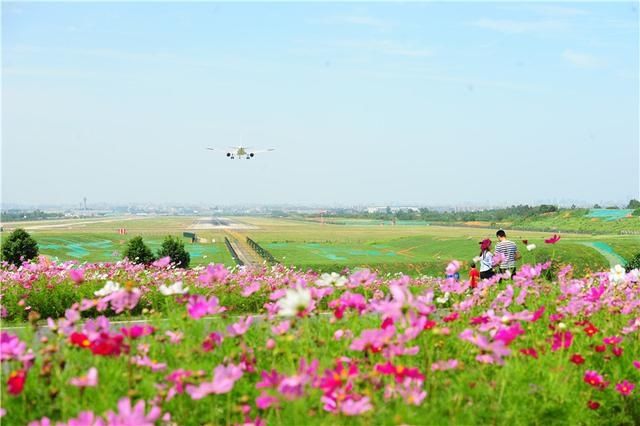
2 216 638 275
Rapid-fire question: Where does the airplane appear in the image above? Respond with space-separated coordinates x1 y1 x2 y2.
206 146 275 160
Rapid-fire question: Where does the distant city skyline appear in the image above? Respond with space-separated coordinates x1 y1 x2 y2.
2 2 639 206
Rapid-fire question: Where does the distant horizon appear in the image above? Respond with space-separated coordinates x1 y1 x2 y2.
1 198 637 211
2 2 638 206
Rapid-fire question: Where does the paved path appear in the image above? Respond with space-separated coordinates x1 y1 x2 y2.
579 242 627 267
224 230 263 266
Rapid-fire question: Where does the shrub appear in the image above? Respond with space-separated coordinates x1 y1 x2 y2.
122 236 155 265
626 252 640 272
157 235 190 268
1 228 39 266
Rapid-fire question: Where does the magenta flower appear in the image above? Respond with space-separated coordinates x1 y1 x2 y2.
69 268 84 283
584 370 608 389
603 336 622 346
494 323 525 346
105 398 162 426
256 392 279 410
544 234 561 244
551 331 573 351
202 332 224 352
69 367 98 388
633 360 640 369
120 324 154 339
615 380 635 396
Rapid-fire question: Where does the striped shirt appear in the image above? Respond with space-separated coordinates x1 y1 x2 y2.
495 240 518 269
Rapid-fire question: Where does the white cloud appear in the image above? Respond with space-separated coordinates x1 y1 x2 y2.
562 50 605 68
472 18 565 34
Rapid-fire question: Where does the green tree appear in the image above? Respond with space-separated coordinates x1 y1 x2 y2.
1 228 39 266
123 236 155 265
157 236 190 268
627 199 640 209
626 252 640 272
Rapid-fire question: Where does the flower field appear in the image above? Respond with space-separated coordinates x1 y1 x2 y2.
1 257 640 425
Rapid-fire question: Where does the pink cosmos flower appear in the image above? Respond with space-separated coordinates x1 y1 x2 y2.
69 367 98 388
633 360 640 369
186 364 243 399
544 234 561 244
120 324 155 339
431 359 459 371
152 256 171 268
493 323 525 346
551 331 573 351
104 289 142 314
165 330 183 344
397 378 427 406
198 264 229 285
242 282 261 297
227 316 253 337
584 370 608 389
202 332 224 352
69 268 84 283
603 336 622 346
615 380 635 396
66 411 105 426
445 260 461 275
325 394 373 416
105 397 162 426
187 295 226 320
271 320 291 336
375 361 424 383
133 355 167 372
519 348 539 359
256 392 279 410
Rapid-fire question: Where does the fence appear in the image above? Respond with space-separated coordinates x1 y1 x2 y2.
246 237 279 264
224 237 244 266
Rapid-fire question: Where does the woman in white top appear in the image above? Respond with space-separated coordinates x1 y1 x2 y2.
478 238 495 279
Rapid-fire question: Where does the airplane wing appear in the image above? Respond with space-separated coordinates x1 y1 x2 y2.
249 148 276 154
206 147 216 151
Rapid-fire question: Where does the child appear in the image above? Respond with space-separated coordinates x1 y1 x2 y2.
469 262 480 289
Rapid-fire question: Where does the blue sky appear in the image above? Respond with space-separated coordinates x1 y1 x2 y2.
2 2 638 207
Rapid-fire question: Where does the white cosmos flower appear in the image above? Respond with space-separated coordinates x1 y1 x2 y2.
526 244 537 251
94 281 121 297
315 272 348 287
277 286 312 317
436 292 450 305
159 281 189 296
609 264 627 285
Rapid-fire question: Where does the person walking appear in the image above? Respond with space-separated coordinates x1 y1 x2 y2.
478 238 495 279
494 230 520 277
